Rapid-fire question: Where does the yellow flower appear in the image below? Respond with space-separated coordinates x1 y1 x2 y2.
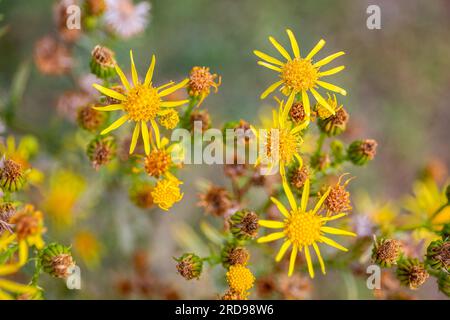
251 99 304 175
143 137 182 178
317 93 341 119
151 175 183 211
42 170 86 229
257 177 356 278
10 205 45 250
226 264 255 295
254 29 346 120
403 178 450 232
92 51 189 155
74 230 102 269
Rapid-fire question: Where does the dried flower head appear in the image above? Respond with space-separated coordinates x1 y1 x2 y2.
289 102 307 123
87 136 117 170
41 243 75 279
187 66 221 106
0 202 15 234
324 174 353 214
0 158 27 192
230 209 259 240
256 275 277 298
290 165 309 190
426 239 450 271
372 238 402 268
151 176 183 211
226 264 255 295
198 186 233 217
129 182 154 209
221 289 247 300
396 258 429 290
104 0 150 39
56 91 92 122
175 253 203 280
144 149 172 178
348 139 378 166
34 36 73 76
222 245 250 268
318 107 349 136
77 105 107 132
90 45 117 79
190 110 211 133
53 0 81 42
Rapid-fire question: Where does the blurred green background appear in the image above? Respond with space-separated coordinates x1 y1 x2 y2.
0 0 449 299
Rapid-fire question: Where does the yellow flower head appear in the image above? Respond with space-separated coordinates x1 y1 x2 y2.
143 138 181 178
92 50 189 155
10 205 45 249
317 93 341 119
251 99 304 174
158 109 180 129
151 175 184 211
254 29 346 122
74 230 102 269
226 264 255 295
258 177 356 278
42 170 86 229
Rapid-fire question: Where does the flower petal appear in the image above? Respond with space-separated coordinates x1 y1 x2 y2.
317 80 347 96
129 50 139 86
144 54 156 86
310 88 334 115
257 232 285 243
306 39 325 60
286 29 300 58
301 178 310 211
260 80 283 99
321 213 347 222
269 36 292 61
314 51 345 68
270 197 290 218
320 236 348 252
92 104 124 111
304 245 315 278
321 226 356 237
276 240 291 262
259 219 285 229
161 100 189 108
141 121 150 155
101 115 129 134
282 174 297 211
288 244 298 276
150 119 161 149
158 79 189 97
114 64 131 91
253 50 284 66
93 84 126 101
318 65 345 77
313 242 326 275
257 61 282 72
129 122 140 154
313 187 331 214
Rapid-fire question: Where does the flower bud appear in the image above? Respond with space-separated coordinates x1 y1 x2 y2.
317 108 349 136
129 182 154 209
40 242 76 279
425 239 449 271
348 139 377 166
289 165 309 190
372 238 402 268
396 258 429 290
221 244 250 268
175 253 203 280
229 209 259 240
90 45 116 79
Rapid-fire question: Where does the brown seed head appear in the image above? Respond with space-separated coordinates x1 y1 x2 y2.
198 186 233 217
91 45 116 68
51 254 75 278
289 102 306 123
291 166 309 189
144 150 172 178
325 175 353 213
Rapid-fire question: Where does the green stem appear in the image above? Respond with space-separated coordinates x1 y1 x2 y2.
179 97 197 129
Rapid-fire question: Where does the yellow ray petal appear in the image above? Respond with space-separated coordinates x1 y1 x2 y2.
260 80 283 99
18 240 28 266
270 197 290 218
282 175 297 211
276 240 291 262
0 279 37 294
158 79 189 97
257 61 282 72
0 264 19 276
306 39 325 60
313 187 331 214
129 122 140 154
317 80 347 96
318 65 345 77
92 104 124 111
302 90 311 119
257 232 285 243
288 244 298 276
0 289 13 300
314 51 345 68
321 226 356 237
304 245 315 278
93 84 126 101
114 64 131 91
269 36 292 61
313 242 326 274
129 50 139 86
301 179 310 211
259 220 285 229
157 81 175 91
150 119 161 149
282 91 296 122
101 115 129 135
161 100 189 108
310 88 334 115
141 121 150 155
321 213 347 221
253 50 284 66
286 29 300 58
144 54 156 86
320 236 348 252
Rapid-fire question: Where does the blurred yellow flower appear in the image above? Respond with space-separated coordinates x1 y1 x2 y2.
151 174 183 211
92 50 189 155
10 204 45 250
42 170 86 229
254 29 346 120
258 178 356 278
74 230 102 269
